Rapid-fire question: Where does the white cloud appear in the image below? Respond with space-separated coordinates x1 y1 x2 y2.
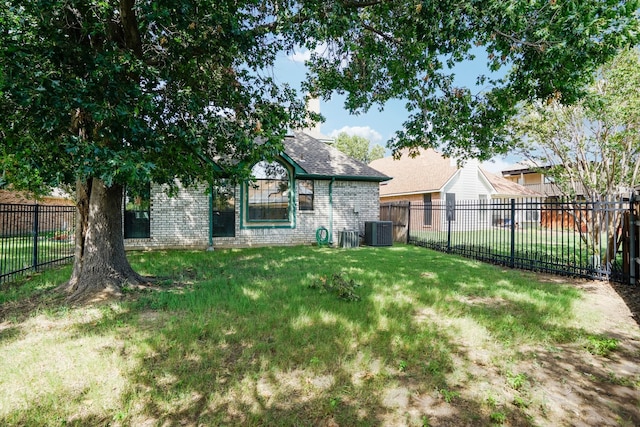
329 126 384 144
288 49 311 63
288 43 338 65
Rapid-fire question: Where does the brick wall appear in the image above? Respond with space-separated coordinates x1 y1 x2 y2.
125 182 209 249
125 179 381 249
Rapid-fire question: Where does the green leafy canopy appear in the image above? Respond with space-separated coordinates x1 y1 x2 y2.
0 0 308 193
334 132 385 163
1 0 638 193
297 0 639 159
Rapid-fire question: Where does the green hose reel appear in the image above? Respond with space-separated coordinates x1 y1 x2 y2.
316 226 330 246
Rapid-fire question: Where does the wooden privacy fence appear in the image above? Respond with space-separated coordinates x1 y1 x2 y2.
380 202 410 243
381 196 638 285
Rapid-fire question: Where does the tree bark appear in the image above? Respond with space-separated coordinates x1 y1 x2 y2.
58 178 146 302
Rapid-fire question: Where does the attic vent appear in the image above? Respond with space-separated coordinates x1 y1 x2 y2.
364 221 392 246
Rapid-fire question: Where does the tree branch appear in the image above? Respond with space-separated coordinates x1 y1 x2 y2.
361 22 402 45
119 0 143 58
493 29 548 51
341 0 388 8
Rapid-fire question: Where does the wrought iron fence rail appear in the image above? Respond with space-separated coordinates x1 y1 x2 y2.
383 197 636 285
1 203 76 285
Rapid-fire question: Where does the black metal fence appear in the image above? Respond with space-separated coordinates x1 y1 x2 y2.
1 203 76 285
381 196 638 285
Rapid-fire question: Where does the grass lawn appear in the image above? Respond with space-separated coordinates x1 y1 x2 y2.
1 236 74 280
411 224 601 255
409 225 621 276
0 245 638 426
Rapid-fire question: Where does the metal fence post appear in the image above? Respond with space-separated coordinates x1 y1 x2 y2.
630 192 637 286
406 202 411 244
510 199 516 268
32 203 39 272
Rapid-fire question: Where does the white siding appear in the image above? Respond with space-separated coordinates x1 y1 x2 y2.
442 160 493 200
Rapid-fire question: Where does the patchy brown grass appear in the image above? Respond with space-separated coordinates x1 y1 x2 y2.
0 246 639 426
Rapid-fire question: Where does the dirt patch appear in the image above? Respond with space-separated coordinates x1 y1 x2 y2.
409 276 640 426
609 281 640 326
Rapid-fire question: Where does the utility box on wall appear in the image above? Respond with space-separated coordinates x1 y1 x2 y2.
364 221 393 246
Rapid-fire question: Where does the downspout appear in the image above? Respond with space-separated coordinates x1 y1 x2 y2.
329 177 335 245
207 184 214 251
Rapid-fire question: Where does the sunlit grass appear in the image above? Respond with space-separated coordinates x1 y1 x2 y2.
1 236 74 279
0 245 635 426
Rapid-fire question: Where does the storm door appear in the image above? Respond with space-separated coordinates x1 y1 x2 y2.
213 183 235 237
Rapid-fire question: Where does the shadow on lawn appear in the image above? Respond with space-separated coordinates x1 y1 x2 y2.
103 248 571 425
609 281 640 327
3 246 629 426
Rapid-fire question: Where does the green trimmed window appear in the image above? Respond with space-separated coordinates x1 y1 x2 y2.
247 161 290 221
298 180 314 211
124 183 151 238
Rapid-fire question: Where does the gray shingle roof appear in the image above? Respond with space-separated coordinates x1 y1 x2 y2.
283 131 390 181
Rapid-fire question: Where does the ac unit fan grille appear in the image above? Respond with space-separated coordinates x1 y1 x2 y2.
365 221 392 246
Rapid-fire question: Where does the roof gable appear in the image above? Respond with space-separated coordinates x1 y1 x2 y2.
368 149 542 198
283 131 390 181
368 149 459 196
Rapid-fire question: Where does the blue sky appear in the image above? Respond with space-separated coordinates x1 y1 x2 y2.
272 48 520 174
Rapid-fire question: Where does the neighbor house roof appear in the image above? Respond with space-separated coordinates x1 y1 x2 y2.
501 162 551 176
282 131 390 182
0 189 74 206
480 169 543 198
368 148 459 196
368 148 541 198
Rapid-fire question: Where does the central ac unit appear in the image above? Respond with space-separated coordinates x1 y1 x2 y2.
339 229 360 248
364 221 393 246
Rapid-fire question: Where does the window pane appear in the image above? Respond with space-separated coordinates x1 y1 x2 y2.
252 161 288 180
298 180 314 211
213 181 235 237
423 193 432 225
248 161 289 221
124 183 151 238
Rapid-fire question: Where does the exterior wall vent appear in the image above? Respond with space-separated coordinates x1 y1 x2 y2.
364 221 393 246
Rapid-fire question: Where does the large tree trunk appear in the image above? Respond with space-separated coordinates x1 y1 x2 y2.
58 178 146 303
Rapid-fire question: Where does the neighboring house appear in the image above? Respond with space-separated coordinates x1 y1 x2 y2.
0 189 74 206
368 149 541 230
124 131 390 250
369 149 540 204
501 163 587 199
0 189 75 237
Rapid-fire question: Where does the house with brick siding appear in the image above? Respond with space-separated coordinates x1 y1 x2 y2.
369 148 540 206
124 131 390 250
369 149 542 230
